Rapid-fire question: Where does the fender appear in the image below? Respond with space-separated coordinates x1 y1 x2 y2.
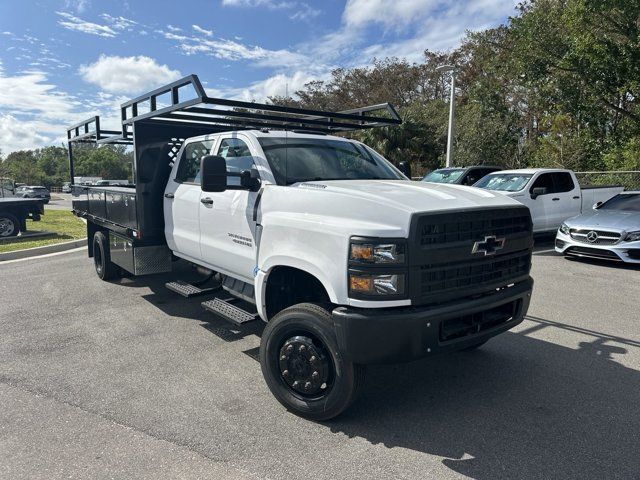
255 255 339 321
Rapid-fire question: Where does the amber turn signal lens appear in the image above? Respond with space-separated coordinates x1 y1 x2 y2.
350 244 373 260
349 275 373 292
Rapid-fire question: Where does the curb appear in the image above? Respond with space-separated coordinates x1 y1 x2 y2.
0 238 87 262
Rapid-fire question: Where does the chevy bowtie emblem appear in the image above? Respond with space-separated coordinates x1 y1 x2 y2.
472 235 506 256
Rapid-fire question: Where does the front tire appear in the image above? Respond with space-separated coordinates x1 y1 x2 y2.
0 213 19 237
93 231 118 281
260 303 365 421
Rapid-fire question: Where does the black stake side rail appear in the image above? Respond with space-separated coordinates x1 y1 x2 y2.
67 74 401 145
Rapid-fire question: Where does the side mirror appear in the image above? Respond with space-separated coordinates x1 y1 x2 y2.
201 155 228 192
399 161 412 179
593 201 603 210
531 187 547 200
240 169 261 192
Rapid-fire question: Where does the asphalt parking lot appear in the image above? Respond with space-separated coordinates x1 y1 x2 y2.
1 240 638 479
45 193 73 211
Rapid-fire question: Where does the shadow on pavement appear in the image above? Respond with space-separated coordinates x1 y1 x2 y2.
111 261 639 478
326 315 639 479
117 260 265 345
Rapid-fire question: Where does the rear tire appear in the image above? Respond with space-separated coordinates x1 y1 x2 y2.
93 231 118 281
0 213 19 237
260 303 365 421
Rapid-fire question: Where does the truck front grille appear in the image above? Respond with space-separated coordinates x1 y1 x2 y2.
419 211 530 246
419 251 531 297
569 229 621 245
409 207 533 306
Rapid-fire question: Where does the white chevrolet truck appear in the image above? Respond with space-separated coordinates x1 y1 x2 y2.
474 169 623 233
69 75 534 419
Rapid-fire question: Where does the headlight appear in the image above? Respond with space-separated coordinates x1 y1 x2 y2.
350 240 406 264
559 223 570 235
349 273 405 296
624 230 640 242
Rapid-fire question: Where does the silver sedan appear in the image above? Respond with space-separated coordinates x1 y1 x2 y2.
555 191 640 263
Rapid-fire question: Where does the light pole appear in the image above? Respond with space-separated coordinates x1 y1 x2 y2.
436 64 457 168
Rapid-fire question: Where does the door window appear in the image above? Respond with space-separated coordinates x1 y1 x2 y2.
529 173 555 195
216 138 257 186
175 140 214 184
552 172 575 193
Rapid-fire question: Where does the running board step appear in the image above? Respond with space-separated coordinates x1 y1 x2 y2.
201 298 258 326
165 280 219 298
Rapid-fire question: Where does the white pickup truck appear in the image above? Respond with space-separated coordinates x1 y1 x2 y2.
68 75 535 420
474 169 623 233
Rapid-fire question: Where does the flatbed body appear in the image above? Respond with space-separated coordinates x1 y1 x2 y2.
0 196 45 237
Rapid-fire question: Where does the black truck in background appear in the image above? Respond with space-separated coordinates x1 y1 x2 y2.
0 178 45 237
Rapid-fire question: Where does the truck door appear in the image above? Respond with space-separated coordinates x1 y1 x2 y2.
527 173 556 232
164 139 214 261
550 172 580 227
199 137 260 282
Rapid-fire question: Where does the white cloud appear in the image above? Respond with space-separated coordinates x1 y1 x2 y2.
163 31 307 67
64 0 90 13
192 24 213 36
221 0 320 21
0 114 59 152
0 69 79 120
79 55 182 94
100 14 138 31
0 65 90 153
290 4 320 21
221 0 295 7
208 70 318 101
56 11 117 37
343 0 437 29
167 24 182 32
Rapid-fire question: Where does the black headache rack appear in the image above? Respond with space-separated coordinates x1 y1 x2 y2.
67 74 401 274
67 73 401 147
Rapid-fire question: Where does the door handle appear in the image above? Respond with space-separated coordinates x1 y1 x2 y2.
572 196 580 199
164 193 174 199
552 197 560 201
200 197 214 205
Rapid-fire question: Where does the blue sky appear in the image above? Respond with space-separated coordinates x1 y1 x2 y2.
0 0 518 153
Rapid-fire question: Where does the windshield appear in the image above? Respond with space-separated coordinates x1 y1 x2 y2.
257 137 404 185
599 193 640 211
422 168 465 184
474 173 533 192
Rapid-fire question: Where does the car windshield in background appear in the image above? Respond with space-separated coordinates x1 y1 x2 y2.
258 138 404 185
474 173 533 192
422 168 465 183
599 193 640 211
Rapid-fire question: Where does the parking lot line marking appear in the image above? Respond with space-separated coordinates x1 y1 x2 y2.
0 246 86 264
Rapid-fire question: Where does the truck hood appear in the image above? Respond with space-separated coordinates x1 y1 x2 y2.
293 180 520 212
565 210 640 231
259 180 525 239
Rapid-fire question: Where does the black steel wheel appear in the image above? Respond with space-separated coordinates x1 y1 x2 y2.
260 303 365 421
0 213 19 237
93 231 118 281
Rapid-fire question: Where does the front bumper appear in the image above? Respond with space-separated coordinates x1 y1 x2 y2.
555 231 640 264
332 277 533 364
